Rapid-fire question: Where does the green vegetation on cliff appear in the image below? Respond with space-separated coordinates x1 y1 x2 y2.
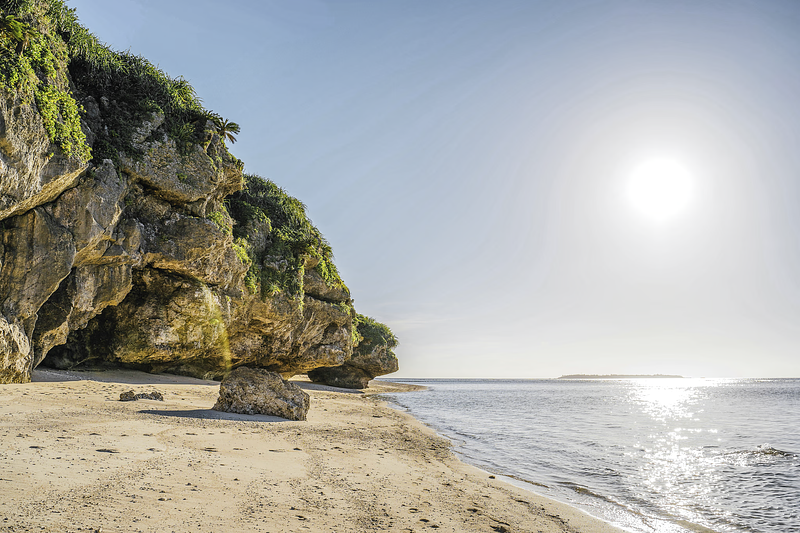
0 1 90 161
227 174 348 300
0 0 236 164
354 314 398 353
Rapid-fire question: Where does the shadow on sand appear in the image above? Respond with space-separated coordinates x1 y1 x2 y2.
139 409 290 423
293 381 364 394
32 368 218 386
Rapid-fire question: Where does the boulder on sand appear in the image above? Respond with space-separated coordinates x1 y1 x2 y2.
212 367 310 421
119 390 164 401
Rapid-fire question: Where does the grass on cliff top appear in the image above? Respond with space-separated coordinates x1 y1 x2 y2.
227 174 348 300
355 314 398 353
1 0 234 164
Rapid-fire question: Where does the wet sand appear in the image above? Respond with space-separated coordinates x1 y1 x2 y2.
0 369 625 533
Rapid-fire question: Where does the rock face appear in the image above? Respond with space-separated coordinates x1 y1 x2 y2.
0 1 396 385
212 367 310 421
307 344 399 389
0 86 88 222
309 315 399 389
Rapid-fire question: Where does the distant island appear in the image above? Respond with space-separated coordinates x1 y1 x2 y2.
558 374 685 379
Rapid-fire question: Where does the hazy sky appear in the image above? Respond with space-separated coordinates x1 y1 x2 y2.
67 0 800 378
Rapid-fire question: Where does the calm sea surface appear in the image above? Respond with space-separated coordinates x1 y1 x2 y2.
383 378 799 533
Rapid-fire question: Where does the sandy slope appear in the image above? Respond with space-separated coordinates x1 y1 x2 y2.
0 369 625 533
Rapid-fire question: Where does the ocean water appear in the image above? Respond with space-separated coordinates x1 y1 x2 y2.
383 378 799 533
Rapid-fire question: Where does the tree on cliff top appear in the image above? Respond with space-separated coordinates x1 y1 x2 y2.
205 112 241 145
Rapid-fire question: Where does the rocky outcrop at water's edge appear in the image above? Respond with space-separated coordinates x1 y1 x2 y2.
309 315 399 389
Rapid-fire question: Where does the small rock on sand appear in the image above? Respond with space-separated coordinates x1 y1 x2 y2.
119 390 164 401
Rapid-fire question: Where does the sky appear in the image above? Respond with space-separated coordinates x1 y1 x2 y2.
66 0 800 378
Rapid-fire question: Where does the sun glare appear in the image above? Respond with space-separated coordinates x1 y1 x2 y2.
628 159 693 221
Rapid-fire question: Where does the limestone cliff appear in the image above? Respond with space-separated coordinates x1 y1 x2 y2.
309 314 400 389
0 0 398 385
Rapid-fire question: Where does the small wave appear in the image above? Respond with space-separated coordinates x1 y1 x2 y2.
503 473 549 489
561 483 731 533
673 519 725 533
725 444 797 458
560 482 620 505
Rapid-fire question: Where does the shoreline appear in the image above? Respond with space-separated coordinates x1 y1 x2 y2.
0 369 626 532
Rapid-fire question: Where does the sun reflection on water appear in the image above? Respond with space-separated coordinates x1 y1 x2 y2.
627 379 730 531
628 378 722 421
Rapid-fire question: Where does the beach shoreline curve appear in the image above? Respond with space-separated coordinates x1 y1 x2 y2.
0 369 626 532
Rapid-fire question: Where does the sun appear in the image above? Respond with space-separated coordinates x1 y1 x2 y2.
627 159 693 221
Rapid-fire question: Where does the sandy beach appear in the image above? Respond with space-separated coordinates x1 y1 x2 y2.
0 369 625 533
